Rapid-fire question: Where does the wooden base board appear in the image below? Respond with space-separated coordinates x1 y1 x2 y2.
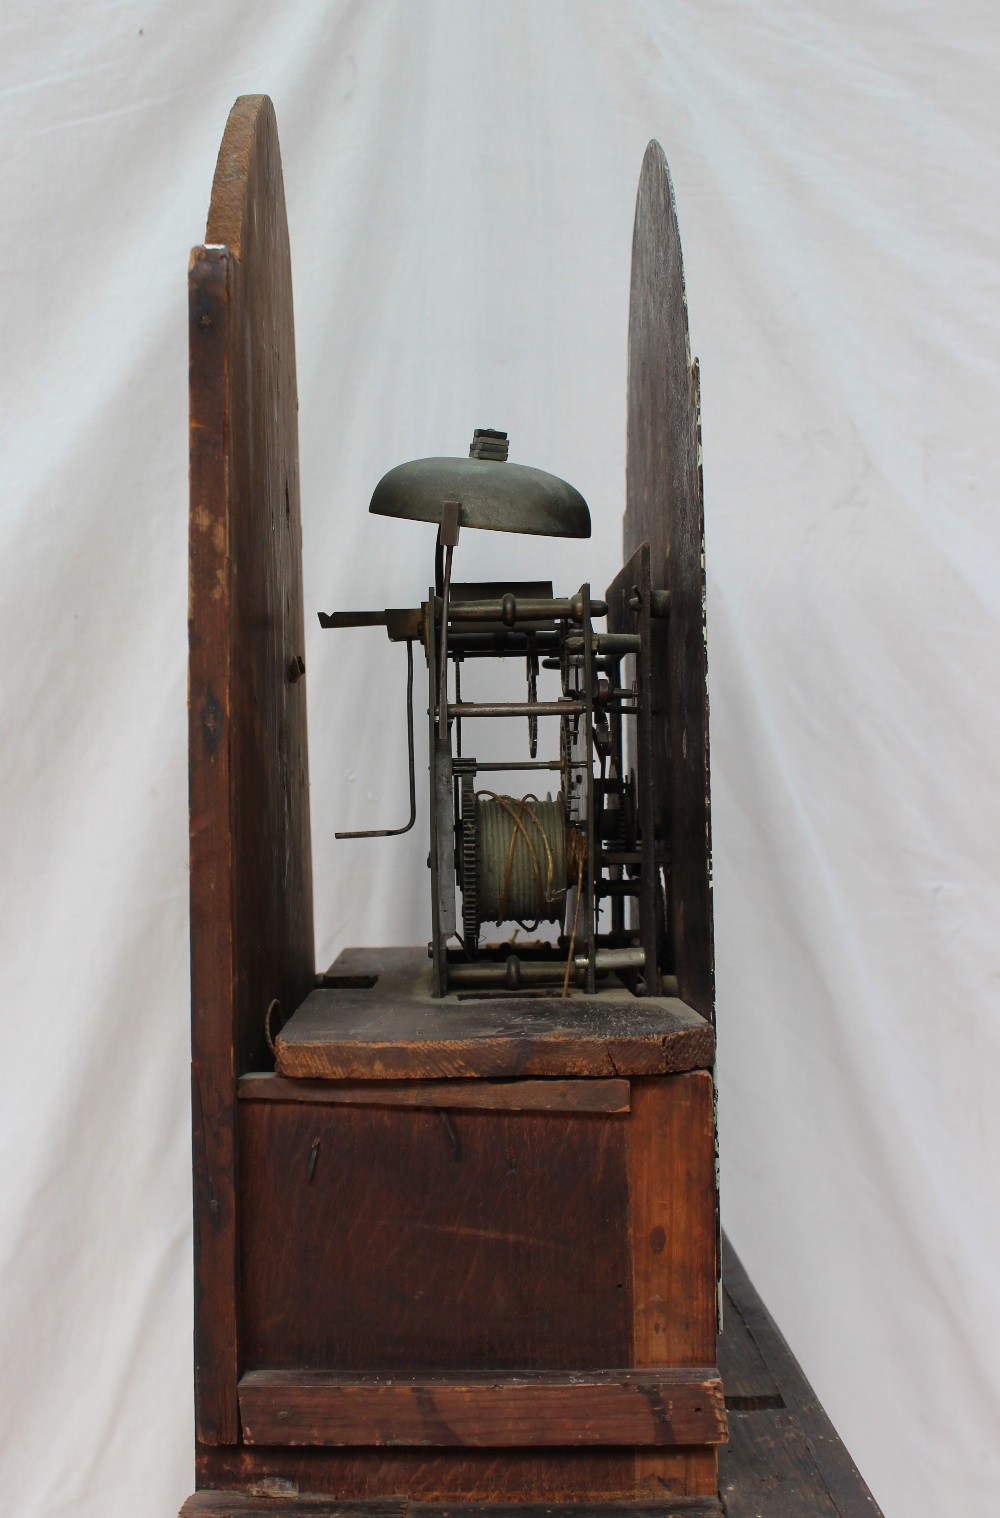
181 1238 883 1518
195 1443 717 1503
180 1501 724 1517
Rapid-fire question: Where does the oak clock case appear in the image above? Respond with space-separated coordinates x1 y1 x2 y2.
184 95 720 1514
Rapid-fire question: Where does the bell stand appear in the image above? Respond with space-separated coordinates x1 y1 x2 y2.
180 96 882 1518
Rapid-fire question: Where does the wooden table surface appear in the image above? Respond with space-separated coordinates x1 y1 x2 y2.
181 1232 882 1518
716 1235 883 1518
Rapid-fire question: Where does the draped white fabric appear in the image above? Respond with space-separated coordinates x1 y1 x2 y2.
2 4 998 1515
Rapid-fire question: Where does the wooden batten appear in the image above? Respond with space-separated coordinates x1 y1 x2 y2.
237 1369 727 1448
194 1445 721 1505
237 1073 632 1113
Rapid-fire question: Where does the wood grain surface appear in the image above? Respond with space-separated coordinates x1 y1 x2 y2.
189 94 314 1445
194 1445 718 1505
275 949 714 1080
238 1098 632 1374
182 1496 723 1517
716 1283 782 1411
721 1409 841 1518
228 1071 724 1502
630 1075 718 1368
624 141 714 1025
238 1369 727 1447
187 1236 882 1513
237 1073 631 1112
629 1073 719 1497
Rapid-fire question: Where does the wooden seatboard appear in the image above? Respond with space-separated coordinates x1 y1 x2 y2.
189 94 314 1446
275 948 714 1080
238 1073 631 1112
238 1369 727 1447
625 141 713 1025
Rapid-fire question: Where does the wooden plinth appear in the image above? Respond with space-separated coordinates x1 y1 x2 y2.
180 1237 883 1518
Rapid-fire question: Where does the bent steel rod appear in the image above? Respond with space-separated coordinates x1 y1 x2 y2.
335 640 417 839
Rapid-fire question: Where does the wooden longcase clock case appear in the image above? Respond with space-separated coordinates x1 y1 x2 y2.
183 97 723 1517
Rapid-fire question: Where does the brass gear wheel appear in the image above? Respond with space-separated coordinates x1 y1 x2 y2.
459 772 479 950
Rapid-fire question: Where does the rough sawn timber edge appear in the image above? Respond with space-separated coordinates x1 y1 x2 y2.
274 947 715 1080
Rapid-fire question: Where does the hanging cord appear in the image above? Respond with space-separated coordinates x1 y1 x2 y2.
478 791 556 924
562 831 588 998
264 998 284 1056
503 794 555 924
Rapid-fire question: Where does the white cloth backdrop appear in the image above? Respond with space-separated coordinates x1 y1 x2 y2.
1 3 998 1514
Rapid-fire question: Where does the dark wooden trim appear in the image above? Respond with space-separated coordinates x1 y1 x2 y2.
238 1369 726 1448
194 1443 720 1504
625 140 714 1024
189 243 239 1448
237 1073 630 1113
181 1499 724 1517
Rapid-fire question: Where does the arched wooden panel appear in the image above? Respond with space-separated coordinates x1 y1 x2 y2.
188 95 314 1445
624 140 714 1023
